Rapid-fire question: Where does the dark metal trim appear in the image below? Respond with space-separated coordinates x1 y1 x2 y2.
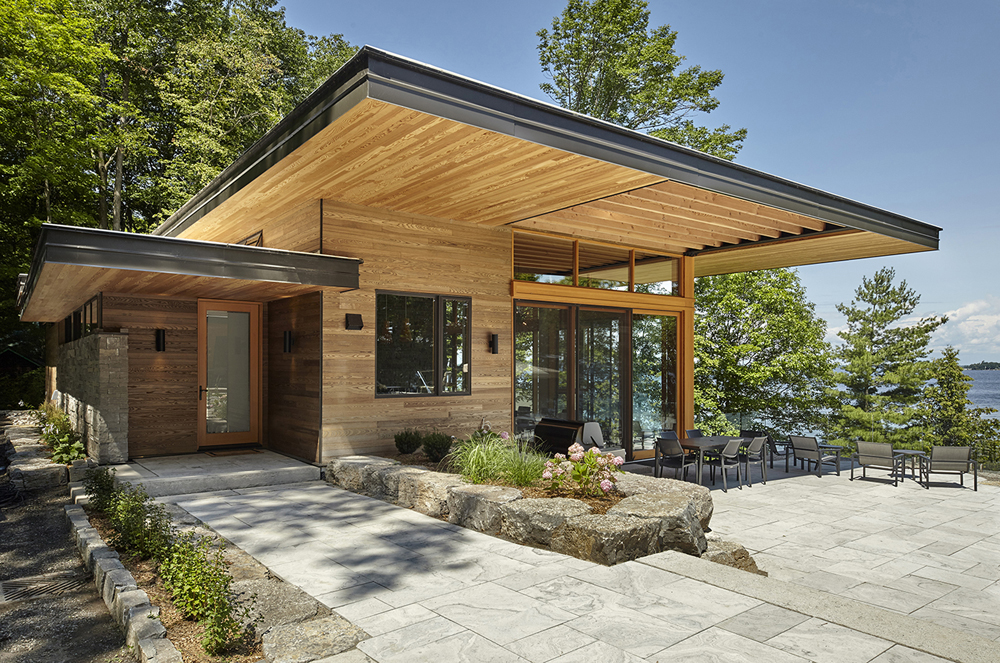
153 46 939 251
18 225 362 317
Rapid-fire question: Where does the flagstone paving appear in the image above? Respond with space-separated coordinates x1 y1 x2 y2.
169 477 1000 663
708 460 1000 646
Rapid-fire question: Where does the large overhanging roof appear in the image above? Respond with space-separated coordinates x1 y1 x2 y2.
153 47 939 274
19 225 361 322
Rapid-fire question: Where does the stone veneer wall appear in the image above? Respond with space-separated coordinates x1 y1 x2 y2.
56 332 128 464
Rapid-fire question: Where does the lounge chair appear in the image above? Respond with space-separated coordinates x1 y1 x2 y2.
707 437 744 492
788 436 840 477
851 441 903 486
919 445 977 491
654 432 696 480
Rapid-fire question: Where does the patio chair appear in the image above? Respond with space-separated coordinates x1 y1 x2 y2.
787 436 839 477
740 429 788 469
738 436 768 486
919 445 977 491
707 437 744 492
579 421 604 450
654 432 696 480
850 441 903 486
685 429 704 439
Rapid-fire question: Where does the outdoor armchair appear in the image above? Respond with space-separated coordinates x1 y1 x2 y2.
788 436 840 477
738 436 768 486
919 445 977 491
654 432 696 480
851 441 903 486
740 429 788 469
707 437 744 492
685 429 704 439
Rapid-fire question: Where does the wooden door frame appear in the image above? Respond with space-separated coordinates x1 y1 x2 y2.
197 299 262 448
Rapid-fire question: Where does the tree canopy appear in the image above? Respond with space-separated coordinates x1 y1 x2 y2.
537 0 746 159
826 267 947 447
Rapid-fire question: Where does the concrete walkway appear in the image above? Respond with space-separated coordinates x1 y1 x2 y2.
171 481 999 663
708 460 1000 646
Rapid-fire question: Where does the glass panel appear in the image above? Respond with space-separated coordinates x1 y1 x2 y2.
513 233 574 284
632 314 677 452
442 298 470 394
206 310 251 434
577 309 626 447
633 253 678 296
578 243 630 291
515 305 570 437
376 294 435 395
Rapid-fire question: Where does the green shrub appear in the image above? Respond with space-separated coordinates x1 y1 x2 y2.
394 428 423 454
976 439 1000 469
422 432 453 463
83 467 118 512
160 531 254 655
105 483 173 561
449 430 548 486
51 434 86 464
36 403 84 460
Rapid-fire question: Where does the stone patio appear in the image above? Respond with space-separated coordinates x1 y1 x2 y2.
165 473 1000 663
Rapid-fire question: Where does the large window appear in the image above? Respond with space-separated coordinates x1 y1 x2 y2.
376 292 471 396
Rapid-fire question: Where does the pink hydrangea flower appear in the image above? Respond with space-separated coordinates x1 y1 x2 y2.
570 452 584 462
542 470 552 480
600 479 612 493
554 453 566 460
500 431 510 440
612 456 624 466
568 442 585 456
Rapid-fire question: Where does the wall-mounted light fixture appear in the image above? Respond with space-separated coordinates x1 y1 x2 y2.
489 333 499 355
345 314 364 330
155 329 166 352
283 330 293 353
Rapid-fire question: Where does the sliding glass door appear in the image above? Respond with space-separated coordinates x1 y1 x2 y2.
632 314 677 456
576 309 626 447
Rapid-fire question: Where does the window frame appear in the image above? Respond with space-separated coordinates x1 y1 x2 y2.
375 290 472 398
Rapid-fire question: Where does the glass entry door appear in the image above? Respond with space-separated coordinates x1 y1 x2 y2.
576 308 626 447
197 300 261 447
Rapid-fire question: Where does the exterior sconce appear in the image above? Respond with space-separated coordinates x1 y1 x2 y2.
345 314 364 330
154 329 166 352
283 331 293 353
489 333 499 355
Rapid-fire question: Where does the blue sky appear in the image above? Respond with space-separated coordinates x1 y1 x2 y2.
279 0 1000 362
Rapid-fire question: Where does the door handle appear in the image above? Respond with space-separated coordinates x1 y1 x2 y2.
199 386 206 401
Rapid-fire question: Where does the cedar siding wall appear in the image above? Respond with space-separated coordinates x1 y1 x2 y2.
267 293 322 462
177 199 321 252
102 295 199 457
320 199 513 460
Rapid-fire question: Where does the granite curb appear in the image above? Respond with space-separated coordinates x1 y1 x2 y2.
63 503 182 663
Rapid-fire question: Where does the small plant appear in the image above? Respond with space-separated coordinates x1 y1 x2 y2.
161 531 255 655
422 432 454 463
542 442 625 496
394 428 423 454
35 403 85 462
449 429 548 486
51 434 86 464
83 467 118 512
105 483 174 561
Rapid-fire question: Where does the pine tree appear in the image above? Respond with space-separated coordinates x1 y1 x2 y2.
827 267 946 447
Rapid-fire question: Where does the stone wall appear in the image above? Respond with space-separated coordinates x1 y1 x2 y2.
56 333 128 464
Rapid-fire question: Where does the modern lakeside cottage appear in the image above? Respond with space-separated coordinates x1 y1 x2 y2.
16 47 940 467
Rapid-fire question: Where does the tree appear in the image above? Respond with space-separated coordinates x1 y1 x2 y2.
921 347 1000 451
537 0 746 159
827 267 947 447
693 270 832 437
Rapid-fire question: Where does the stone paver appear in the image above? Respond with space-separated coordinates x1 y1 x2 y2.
173 479 1000 663
708 459 1000 644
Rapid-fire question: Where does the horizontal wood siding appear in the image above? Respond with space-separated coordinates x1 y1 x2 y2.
320 200 513 459
177 198 321 252
102 295 199 457
267 293 321 462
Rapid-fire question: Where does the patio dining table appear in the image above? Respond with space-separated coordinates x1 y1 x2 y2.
680 436 743 485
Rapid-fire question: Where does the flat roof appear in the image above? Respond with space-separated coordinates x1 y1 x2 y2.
19 225 362 322
154 46 940 273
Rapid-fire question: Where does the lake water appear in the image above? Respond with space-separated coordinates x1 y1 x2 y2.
966 370 1000 418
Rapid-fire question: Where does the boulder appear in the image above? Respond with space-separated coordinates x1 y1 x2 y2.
372 464 429 504
359 458 402 499
702 533 766 576
550 514 658 566
607 493 707 556
326 456 396 493
136 637 183 663
614 472 714 530
262 614 367 663
447 484 522 533
500 498 593 546
396 471 466 517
